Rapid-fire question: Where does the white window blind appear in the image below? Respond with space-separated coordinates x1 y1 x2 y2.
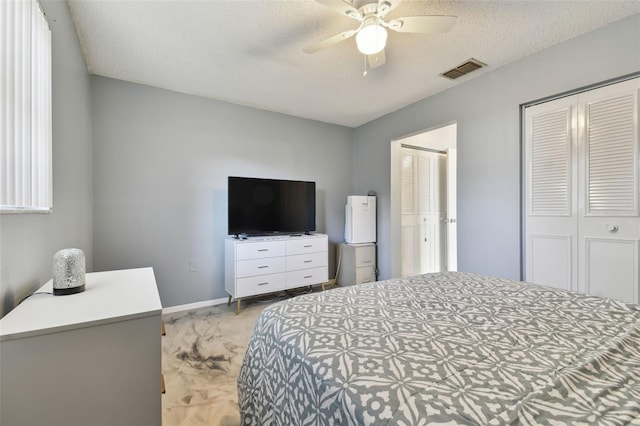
1 0 52 212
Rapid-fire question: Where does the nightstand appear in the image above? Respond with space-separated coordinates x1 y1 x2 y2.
337 243 376 285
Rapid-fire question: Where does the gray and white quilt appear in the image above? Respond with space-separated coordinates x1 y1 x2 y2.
238 272 640 425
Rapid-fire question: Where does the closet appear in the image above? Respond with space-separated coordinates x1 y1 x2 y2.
524 77 639 304
400 146 450 275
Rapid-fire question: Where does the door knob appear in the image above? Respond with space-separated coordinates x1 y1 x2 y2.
606 224 618 233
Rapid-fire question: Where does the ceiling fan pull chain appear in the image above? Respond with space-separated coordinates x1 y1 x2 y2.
363 54 368 77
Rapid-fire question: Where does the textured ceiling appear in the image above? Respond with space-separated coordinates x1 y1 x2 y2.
67 1 640 127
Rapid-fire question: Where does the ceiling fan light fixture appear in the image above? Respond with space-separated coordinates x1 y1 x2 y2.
356 24 387 55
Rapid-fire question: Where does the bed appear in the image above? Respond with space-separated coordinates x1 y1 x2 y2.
237 272 640 425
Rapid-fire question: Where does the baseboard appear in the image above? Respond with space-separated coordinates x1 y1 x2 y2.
162 282 331 314
162 297 229 314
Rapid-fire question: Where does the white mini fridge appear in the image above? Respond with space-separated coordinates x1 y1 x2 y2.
345 196 376 244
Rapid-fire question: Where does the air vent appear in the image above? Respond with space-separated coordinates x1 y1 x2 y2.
440 58 486 80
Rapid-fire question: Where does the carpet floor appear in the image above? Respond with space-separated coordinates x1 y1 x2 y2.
161 288 319 425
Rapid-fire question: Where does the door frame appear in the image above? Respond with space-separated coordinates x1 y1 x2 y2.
390 123 457 278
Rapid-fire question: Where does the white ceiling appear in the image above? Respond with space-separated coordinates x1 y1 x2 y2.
67 0 640 128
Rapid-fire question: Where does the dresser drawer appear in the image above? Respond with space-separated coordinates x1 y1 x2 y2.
286 252 327 272
236 241 286 260
236 273 286 297
287 237 328 255
286 267 328 288
354 245 376 268
355 266 376 284
225 234 329 313
236 257 286 278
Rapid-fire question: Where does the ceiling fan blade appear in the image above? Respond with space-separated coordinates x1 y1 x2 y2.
303 29 357 54
377 0 401 17
367 49 386 68
316 0 362 21
386 15 457 33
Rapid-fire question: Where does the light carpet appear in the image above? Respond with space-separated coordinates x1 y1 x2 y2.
161 288 319 426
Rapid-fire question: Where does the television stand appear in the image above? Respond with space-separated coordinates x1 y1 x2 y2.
224 233 328 314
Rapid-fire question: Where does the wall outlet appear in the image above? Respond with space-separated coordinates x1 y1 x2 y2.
189 261 197 272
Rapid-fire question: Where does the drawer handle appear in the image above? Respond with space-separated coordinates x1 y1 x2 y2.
258 282 269 286
304 275 313 279
303 260 313 263
258 265 269 269
362 259 372 263
257 249 269 252
304 245 312 248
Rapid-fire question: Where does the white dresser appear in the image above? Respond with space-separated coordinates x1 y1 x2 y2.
0 268 162 426
337 243 377 286
225 234 328 313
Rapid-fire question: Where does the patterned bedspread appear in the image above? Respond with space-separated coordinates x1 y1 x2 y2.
238 272 640 425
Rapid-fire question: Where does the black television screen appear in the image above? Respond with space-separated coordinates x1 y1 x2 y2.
228 176 316 236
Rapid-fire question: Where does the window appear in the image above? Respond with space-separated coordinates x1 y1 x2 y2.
1 0 52 213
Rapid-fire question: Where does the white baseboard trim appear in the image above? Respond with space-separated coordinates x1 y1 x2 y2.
162 297 229 314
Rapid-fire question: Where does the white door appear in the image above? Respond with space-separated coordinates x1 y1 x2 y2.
418 150 447 273
525 77 640 303
446 148 458 272
577 79 640 303
400 150 418 275
401 147 447 276
525 96 579 292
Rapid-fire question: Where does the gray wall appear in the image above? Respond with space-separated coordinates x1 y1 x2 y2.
3 7 636 315
0 1 93 317
353 14 640 281
90 76 353 308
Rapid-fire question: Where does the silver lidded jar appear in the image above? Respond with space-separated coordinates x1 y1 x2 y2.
53 248 86 295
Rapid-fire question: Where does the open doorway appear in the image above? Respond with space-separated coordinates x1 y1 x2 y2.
390 124 457 278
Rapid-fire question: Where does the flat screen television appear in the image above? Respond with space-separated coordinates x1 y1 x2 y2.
228 176 316 236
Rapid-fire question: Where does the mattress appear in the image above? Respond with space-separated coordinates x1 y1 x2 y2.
238 272 640 425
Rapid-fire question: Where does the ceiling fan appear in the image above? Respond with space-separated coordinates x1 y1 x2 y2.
304 0 456 70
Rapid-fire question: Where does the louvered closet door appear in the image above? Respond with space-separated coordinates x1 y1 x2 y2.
525 77 640 303
400 148 448 276
577 79 640 303
525 96 579 292
417 150 447 273
400 149 418 276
